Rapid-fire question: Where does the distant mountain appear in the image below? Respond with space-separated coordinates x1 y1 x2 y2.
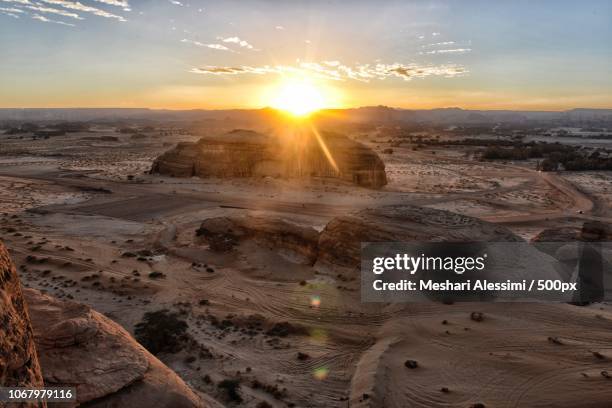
1 106 611 125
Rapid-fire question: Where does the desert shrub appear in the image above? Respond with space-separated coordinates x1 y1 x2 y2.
218 379 242 403
134 309 188 354
148 271 166 279
265 321 306 337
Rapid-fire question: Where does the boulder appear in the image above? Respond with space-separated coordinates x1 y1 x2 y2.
152 129 387 188
23 289 218 407
0 241 45 407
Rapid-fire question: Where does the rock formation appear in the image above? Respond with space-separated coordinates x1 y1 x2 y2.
195 205 521 271
317 205 522 269
151 129 387 188
0 240 218 408
197 215 319 264
0 241 45 408
23 289 217 407
532 221 611 244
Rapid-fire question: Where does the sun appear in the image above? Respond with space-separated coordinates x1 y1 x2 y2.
270 80 326 117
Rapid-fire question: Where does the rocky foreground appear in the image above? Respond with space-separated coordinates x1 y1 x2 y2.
0 242 45 408
0 241 219 407
151 129 388 188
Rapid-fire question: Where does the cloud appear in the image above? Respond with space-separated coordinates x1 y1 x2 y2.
168 0 183 5
25 5 83 19
39 0 127 21
1 9 20 17
32 12 74 25
421 41 456 48
190 66 248 75
181 38 234 52
93 0 130 11
0 0 129 23
190 60 467 82
217 36 256 50
423 48 472 55
0 6 24 12
275 25 284 30
0 0 31 4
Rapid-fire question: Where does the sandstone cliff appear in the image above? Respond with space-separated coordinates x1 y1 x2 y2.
0 241 45 408
151 129 387 188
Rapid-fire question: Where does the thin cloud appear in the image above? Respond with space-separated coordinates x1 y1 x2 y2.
423 48 472 55
181 38 234 52
190 60 467 82
32 12 74 26
421 41 456 48
39 0 127 21
0 6 24 12
191 66 248 74
25 5 83 19
217 36 256 50
93 0 130 10
1 10 20 17
275 25 284 30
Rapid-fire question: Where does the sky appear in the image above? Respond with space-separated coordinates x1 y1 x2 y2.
1 0 611 110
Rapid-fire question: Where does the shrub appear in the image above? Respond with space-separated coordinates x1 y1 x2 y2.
134 309 188 354
218 379 242 403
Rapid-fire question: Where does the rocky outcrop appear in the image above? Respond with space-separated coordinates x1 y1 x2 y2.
317 205 522 268
195 206 521 271
532 221 611 244
22 288 216 407
0 240 217 408
0 241 45 407
197 216 319 264
531 221 611 256
151 129 387 188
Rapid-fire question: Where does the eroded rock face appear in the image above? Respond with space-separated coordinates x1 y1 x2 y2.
0 241 45 407
195 206 521 272
197 216 319 264
317 205 522 268
23 289 213 408
152 129 387 188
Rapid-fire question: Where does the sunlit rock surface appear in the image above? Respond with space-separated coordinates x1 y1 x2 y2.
0 241 45 408
152 129 387 188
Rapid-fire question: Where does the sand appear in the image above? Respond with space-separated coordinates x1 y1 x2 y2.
1 127 612 407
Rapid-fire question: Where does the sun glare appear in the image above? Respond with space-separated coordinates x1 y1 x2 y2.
270 80 327 116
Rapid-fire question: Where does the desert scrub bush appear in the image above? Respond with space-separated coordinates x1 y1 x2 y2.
134 309 188 354
218 379 242 403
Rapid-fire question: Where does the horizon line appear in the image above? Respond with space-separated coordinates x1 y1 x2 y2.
1 106 612 113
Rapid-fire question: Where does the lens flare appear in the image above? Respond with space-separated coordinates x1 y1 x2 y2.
309 327 328 343
313 366 329 380
310 295 321 308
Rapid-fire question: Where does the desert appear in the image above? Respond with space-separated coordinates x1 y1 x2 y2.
1 107 612 407
2 1 612 407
